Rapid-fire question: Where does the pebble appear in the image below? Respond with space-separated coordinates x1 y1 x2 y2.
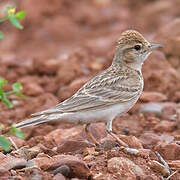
139 103 163 117
53 164 70 177
154 120 176 132
57 140 94 154
99 138 119 150
139 132 161 149
168 160 180 169
155 143 180 160
11 146 42 160
0 153 27 170
53 173 66 180
140 92 167 102
107 157 144 178
0 167 10 179
26 154 90 178
119 135 143 149
45 127 83 145
23 82 44 96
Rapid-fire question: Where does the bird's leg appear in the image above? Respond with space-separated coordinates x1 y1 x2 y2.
106 120 128 147
85 123 100 146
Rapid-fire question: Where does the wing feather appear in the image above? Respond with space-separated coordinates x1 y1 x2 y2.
32 66 143 116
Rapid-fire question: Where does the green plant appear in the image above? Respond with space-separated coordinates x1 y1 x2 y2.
0 7 26 38
0 78 25 151
0 7 27 152
0 78 24 107
0 126 25 152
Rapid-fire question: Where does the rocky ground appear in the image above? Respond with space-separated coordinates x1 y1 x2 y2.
0 0 180 179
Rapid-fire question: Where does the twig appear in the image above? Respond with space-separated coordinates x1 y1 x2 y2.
16 166 39 172
167 170 179 180
8 137 18 150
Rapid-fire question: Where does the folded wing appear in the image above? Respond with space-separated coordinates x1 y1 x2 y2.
32 67 142 116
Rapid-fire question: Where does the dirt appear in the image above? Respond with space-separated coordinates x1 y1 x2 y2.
0 0 180 179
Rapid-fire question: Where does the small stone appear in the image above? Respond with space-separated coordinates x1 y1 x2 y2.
29 169 42 180
43 59 60 74
119 135 143 149
53 165 70 177
154 120 176 132
99 138 119 150
139 103 163 116
83 155 94 161
12 146 42 160
53 173 66 180
162 103 177 119
84 147 96 154
0 167 10 179
168 160 180 169
107 157 144 178
27 155 90 178
174 135 180 141
93 0 111 8
0 154 27 170
140 132 161 149
140 175 159 180
123 147 139 155
155 143 180 160
137 149 151 159
57 140 94 154
122 128 130 135
159 134 174 144
45 127 83 145
140 92 167 102
52 155 90 178
24 82 44 96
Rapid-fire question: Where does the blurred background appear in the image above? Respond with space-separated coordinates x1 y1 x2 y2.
0 0 179 131
0 0 179 179
0 0 179 139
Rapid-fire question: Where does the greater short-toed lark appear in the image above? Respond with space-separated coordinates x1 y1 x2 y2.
15 30 163 147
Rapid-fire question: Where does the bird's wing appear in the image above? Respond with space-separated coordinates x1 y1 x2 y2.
33 67 142 115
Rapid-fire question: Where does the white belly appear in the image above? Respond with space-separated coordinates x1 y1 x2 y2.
60 96 140 125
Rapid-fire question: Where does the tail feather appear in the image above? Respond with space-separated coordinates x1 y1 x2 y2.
15 113 63 129
31 108 61 116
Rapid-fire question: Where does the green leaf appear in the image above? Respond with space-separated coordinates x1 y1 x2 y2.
9 15 23 29
10 126 25 138
12 82 24 98
0 78 8 87
1 96 13 107
12 82 22 92
6 7 11 16
15 11 26 20
0 32 4 39
0 136 11 152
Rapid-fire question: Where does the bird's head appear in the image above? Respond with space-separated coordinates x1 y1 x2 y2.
113 30 163 71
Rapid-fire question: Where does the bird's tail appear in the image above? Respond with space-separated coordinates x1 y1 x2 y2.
15 114 63 129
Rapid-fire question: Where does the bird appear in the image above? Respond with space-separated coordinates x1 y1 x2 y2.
15 30 163 147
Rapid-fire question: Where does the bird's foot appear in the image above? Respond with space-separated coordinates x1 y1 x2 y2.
85 124 100 146
107 131 128 147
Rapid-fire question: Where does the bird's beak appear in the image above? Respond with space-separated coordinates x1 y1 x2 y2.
150 44 164 51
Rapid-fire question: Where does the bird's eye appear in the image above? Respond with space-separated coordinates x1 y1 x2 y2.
134 45 141 51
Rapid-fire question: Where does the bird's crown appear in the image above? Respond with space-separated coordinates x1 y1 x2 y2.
118 30 150 47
